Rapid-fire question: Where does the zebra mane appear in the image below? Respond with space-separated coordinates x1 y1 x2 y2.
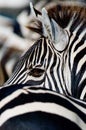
27 2 86 35
47 4 86 28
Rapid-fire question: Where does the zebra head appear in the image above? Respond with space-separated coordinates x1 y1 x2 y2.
4 9 69 94
4 3 86 100
4 36 64 93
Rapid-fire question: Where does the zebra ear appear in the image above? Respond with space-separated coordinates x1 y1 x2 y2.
41 8 53 40
42 8 68 51
30 2 41 17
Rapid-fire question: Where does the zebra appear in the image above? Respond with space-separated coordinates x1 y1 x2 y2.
4 1 86 101
0 84 86 130
0 2 86 129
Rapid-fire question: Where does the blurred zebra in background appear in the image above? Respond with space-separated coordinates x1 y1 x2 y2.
0 0 49 85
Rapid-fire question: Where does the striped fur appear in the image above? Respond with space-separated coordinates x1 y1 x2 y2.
4 2 86 101
0 84 86 129
1 1 86 130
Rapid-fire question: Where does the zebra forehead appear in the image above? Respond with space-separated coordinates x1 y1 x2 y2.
22 37 50 57
16 37 55 67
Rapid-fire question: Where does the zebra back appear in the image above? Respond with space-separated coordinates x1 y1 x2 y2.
0 84 86 130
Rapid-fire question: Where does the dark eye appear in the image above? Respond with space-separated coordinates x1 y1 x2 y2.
29 68 44 77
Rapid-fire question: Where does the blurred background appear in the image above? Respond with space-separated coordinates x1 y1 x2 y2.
0 0 86 85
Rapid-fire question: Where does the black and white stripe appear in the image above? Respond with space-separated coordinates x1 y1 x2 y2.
0 84 86 130
4 2 86 101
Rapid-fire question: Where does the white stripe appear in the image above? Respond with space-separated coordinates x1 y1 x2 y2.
46 53 56 91
65 13 76 34
73 22 84 35
76 55 86 74
0 102 85 129
79 71 86 87
1 87 86 114
44 76 50 89
6 61 26 84
73 43 85 58
53 57 63 94
0 89 28 109
80 86 86 100
26 88 86 113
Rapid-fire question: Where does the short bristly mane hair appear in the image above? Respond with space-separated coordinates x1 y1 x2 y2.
27 1 86 36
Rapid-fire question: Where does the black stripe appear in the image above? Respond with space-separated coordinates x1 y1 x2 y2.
78 79 86 100
8 64 26 84
66 95 86 108
56 58 65 94
76 22 86 36
75 61 86 88
25 78 45 86
1 87 85 122
68 32 73 69
73 47 86 71
40 38 47 63
74 34 85 52
46 75 52 90
71 51 86 98
50 52 60 92
1 112 81 130
46 45 52 69
36 39 43 63
70 14 81 33
0 84 26 100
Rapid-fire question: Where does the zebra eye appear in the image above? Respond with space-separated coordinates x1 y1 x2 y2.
29 68 44 77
